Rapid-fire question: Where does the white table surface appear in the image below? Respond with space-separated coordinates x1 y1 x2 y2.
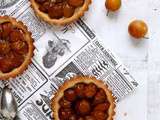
83 0 160 120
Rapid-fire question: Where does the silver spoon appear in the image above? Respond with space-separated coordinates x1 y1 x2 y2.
0 86 18 120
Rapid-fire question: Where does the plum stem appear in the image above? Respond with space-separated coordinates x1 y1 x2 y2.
107 10 110 16
143 36 149 39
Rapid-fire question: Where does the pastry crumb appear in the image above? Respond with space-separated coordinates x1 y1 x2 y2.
124 112 127 116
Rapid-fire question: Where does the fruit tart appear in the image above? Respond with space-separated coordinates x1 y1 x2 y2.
0 16 34 80
51 76 116 120
30 0 92 25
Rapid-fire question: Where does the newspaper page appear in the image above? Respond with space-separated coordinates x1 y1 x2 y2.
0 0 138 120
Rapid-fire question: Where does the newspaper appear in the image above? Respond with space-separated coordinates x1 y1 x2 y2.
0 0 138 120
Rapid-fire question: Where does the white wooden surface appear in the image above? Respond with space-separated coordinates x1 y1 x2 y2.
83 0 160 120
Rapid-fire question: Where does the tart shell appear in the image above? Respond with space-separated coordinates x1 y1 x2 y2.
0 16 35 80
30 0 92 25
51 76 116 120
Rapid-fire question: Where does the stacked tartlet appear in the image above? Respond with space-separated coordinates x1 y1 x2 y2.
0 16 34 80
51 76 116 120
30 0 92 25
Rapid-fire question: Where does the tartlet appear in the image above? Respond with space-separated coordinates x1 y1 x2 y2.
0 16 34 80
51 76 116 120
30 0 92 25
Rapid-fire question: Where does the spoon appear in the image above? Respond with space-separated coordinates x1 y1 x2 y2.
0 86 18 120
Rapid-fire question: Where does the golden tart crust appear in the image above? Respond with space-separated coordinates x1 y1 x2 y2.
51 76 116 120
30 0 92 25
0 16 34 80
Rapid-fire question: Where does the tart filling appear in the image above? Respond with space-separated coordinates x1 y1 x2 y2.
0 16 34 80
51 76 115 120
30 0 91 25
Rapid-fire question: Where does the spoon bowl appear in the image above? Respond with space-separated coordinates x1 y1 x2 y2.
1 86 17 119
